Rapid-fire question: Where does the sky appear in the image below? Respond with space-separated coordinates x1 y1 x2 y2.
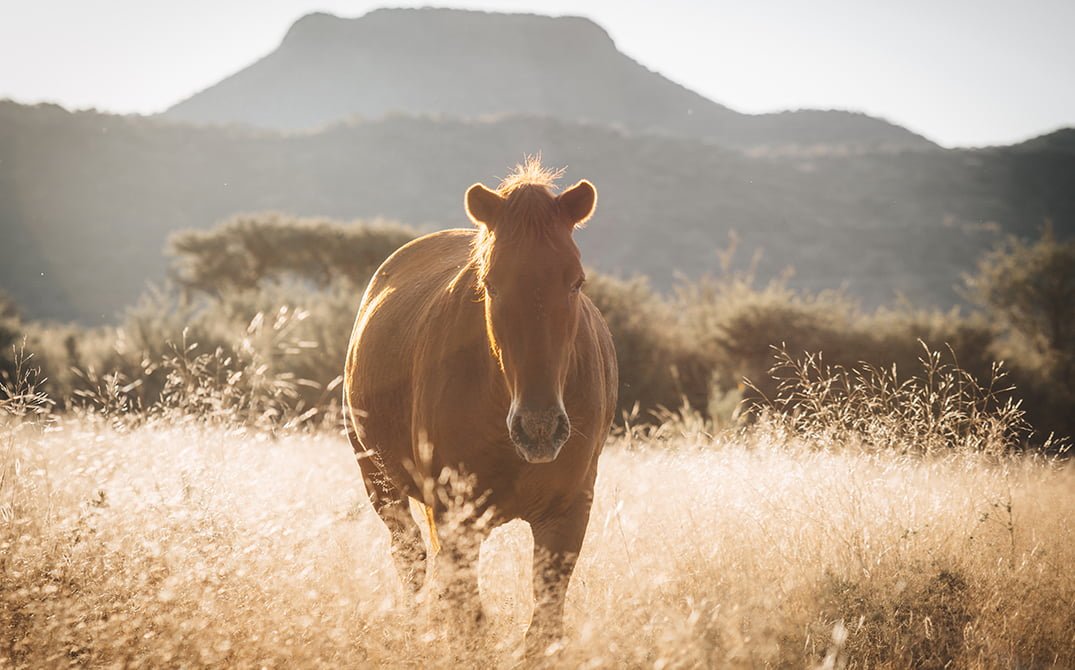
1 0 1073 148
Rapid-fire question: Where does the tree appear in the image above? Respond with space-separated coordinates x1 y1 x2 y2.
0 290 24 383
964 224 1075 365
168 213 416 296
964 223 1075 447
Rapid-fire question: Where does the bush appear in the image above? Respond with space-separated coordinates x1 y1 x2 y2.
964 226 1075 441
964 224 1075 365
676 276 868 404
757 343 1032 455
19 280 359 428
584 273 709 420
0 290 23 384
674 274 1009 419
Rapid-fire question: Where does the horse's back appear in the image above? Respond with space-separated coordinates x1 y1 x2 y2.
359 228 474 310
344 229 475 462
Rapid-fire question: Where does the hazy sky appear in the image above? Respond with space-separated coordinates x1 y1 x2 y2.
2 0 1072 147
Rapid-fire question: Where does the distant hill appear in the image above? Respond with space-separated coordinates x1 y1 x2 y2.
1008 128 1075 154
164 8 933 153
3 100 1072 324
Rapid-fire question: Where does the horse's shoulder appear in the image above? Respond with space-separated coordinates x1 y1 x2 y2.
577 293 619 410
580 295 614 350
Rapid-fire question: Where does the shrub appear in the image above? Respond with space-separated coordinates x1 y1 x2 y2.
964 226 1075 441
675 276 868 406
584 272 709 420
756 343 1033 455
964 224 1075 364
40 282 357 428
0 290 23 384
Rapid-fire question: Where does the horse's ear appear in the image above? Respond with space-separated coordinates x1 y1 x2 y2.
558 179 597 228
465 183 503 230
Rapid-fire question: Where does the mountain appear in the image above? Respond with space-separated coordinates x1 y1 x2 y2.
163 8 933 152
3 100 1072 324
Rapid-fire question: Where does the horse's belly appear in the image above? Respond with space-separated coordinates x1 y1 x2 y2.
345 289 422 481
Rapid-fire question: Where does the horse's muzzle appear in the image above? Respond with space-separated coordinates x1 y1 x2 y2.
508 406 571 463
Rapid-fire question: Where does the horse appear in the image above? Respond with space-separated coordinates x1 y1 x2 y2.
343 158 617 646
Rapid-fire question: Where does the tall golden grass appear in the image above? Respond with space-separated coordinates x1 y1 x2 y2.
3 389 1072 667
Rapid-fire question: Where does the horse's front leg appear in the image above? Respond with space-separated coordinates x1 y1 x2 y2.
527 494 594 650
437 523 486 628
434 497 498 636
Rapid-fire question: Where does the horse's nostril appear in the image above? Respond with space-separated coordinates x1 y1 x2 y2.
555 413 570 442
510 414 527 442
510 408 569 447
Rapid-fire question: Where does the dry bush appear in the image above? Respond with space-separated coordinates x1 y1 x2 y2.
14 281 353 429
751 343 1040 456
583 272 710 418
964 225 1075 363
0 294 21 378
678 276 992 407
965 224 1075 440
0 347 55 425
670 269 1075 445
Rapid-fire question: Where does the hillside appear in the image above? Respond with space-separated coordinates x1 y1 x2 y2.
164 8 933 152
2 100 1072 324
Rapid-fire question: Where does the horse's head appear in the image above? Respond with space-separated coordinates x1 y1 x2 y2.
465 162 597 464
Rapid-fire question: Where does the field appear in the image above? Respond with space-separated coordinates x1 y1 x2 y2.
2 213 1072 669
3 408 1073 668
4 5 1074 669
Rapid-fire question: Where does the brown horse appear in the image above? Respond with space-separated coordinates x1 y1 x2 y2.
343 159 617 644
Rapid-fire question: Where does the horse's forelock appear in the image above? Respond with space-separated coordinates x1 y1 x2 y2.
496 156 564 194
471 186 566 284
470 157 572 286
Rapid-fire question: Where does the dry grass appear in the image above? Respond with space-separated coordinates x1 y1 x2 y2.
2 408 1073 668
